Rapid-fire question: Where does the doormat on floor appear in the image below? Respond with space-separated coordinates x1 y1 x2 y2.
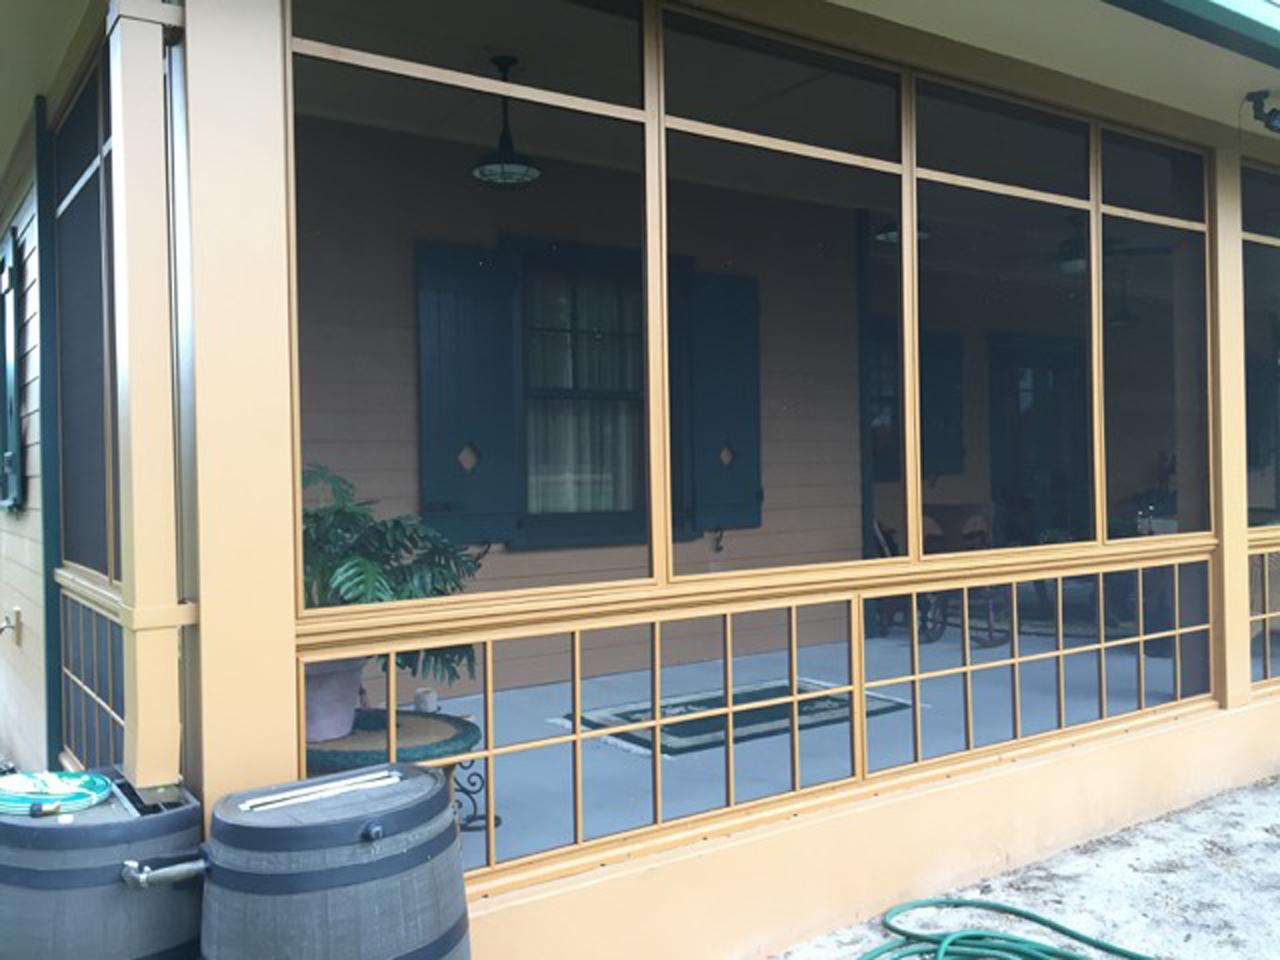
572 680 910 757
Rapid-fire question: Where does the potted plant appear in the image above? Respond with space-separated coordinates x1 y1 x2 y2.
302 464 482 741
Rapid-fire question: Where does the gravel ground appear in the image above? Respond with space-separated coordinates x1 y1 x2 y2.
776 775 1280 959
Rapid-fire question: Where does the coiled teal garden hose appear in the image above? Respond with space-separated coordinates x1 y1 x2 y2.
857 899 1155 959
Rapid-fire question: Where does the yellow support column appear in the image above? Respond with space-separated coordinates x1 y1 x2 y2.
1210 146 1251 709
184 0 298 805
107 7 186 788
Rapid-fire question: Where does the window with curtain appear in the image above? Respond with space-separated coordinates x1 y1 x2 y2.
524 253 644 519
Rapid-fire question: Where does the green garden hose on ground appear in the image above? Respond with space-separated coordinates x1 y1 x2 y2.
857 899 1155 959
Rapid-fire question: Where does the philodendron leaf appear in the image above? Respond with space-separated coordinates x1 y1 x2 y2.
330 556 394 605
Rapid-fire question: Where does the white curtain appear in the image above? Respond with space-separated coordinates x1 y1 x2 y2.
526 273 643 515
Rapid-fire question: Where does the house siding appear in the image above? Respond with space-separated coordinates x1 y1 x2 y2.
0 181 48 770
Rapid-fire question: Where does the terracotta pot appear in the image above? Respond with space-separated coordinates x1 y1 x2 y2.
303 658 366 742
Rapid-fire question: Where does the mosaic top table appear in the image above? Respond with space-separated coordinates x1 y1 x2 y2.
306 707 489 830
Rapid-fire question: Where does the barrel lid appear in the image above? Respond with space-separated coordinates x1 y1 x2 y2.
211 764 449 852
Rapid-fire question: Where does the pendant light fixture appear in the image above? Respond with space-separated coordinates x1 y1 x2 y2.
472 55 541 187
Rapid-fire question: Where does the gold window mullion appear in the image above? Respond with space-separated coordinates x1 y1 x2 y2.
1089 121 1108 547
900 71 924 561
642 0 673 585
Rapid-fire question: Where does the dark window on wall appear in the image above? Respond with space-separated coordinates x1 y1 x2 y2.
1102 217 1208 537
663 19 906 573
663 12 900 160
54 56 119 577
292 0 643 106
294 56 649 602
1244 169 1280 526
917 182 1093 552
0 227 23 510
665 133 904 573
916 81 1089 198
1244 166 1280 239
417 237 647 549
1101 130 1204 222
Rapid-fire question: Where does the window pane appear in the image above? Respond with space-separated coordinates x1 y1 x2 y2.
582 734 652 841
1243 166 1280 239
55 64 100 205
919 674 966 759
1020 658 1060 736
1179 629 1211 698
664 13 899 159
580 625 652 726
1142 565 1176 635
798 691 853 787
662 715 726 819
733 705 793 803
1102 130 1203 221
1062 574 1099 648
666 132 904 574
1102 569 1137 642
1178 561 1209 628
1063 650 1101 725
660 617 724 716
971 666 1014 748
1144 637 1176 706
495 744 573 862
917 183 1093 552
1250 554 1266 616
917 81 1088 198
796 602 851 687
57 173 110 574
968 583 1012 665
1270 554 1280 615
1105 643 1140 716
732 608 790 702
493 634 571 747
1252 620 1266 681
292 0 642 106
917 590 963 672
1016 580 1058 656
1244 241 1280 524
294 58 649 603
1102 218 1208 538
864 596 912 681
866 681 914 771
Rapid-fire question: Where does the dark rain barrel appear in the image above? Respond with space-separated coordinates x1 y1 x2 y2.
202 764 469 960
0 774 202 959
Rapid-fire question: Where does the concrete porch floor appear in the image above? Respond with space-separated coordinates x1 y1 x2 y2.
775 774 1280 959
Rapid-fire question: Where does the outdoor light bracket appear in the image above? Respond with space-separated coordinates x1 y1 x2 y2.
1247 89 1280 133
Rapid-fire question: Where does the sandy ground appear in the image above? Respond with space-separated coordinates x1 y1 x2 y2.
776 775 1280 959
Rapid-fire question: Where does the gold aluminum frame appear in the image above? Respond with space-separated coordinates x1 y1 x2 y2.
287 2 1217 645
279 0 1237 893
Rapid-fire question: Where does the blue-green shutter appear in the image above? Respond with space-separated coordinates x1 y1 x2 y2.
417 242 520 544
0 226 21 510
920 330 965 477
686 271 762 532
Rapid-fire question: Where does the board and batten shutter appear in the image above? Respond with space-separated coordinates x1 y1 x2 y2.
0 226 22 510
416 242 520 544
675 270 763 534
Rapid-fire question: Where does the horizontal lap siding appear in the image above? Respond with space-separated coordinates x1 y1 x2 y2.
0 184 47 770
